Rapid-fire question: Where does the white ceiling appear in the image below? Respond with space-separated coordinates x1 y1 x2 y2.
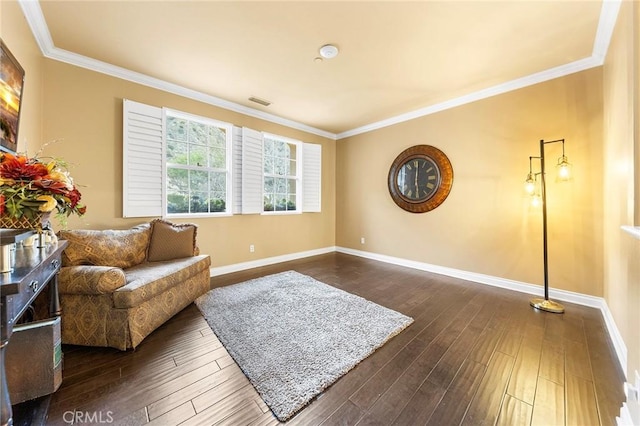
22 1 619 139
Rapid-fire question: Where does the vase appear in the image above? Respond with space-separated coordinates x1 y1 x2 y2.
0 211 51 230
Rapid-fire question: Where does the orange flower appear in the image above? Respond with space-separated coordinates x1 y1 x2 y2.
0 153 49 180
32 178 69 194
0 151 86 226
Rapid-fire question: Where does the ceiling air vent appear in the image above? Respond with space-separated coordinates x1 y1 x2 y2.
248 96 271 107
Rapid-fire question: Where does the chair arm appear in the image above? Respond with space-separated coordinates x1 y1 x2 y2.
58 265 127 295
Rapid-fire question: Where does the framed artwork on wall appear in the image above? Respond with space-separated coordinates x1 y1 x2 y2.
0 39 25 154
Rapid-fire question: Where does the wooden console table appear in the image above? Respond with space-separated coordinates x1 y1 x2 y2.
0 234 67 426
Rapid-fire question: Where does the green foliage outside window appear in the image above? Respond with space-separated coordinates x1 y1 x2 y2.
167 193 226 214
263 137 297 212
166 115 229 214
263 197 296 211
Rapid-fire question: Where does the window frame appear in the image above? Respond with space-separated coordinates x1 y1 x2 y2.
163 108 234 218
123 101 320 219
261 132 302 215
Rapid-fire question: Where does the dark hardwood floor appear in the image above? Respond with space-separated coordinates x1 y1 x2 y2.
40 252 625 425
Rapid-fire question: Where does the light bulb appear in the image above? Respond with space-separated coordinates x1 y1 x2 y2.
524 178 535 195
557 156 571 181
531 194 541 207
558 164 570 179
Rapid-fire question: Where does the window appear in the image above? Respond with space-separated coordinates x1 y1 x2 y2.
238 127 321 215
263 134 300 213
164 111 233 216
123 101 320 218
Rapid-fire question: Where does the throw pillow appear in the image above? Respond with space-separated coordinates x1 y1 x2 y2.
147 219 197 262
58 224 151 268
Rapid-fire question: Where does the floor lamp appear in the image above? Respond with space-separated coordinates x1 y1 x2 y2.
524 138 571 314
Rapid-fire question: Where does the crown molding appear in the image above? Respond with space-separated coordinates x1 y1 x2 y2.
18 0 54 55
20 0 621 141
336 56 601 139
592 0 623 64
18 0 337 141
337 0 621 139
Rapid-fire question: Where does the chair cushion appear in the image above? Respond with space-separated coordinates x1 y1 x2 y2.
146 219 197 262
112 255 211 308
59 224 151 268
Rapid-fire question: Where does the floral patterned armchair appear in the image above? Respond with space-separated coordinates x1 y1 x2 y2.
56 220 211 350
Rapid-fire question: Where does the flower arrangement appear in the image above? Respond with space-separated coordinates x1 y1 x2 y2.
0 150 86 228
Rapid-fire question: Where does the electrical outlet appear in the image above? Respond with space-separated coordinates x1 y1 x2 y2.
360 237 365 244
249 244 255 253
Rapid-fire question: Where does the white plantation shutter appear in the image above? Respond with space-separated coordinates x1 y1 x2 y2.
123 101 320 217
302 143 322 212
242 127 264 214
232 126 243 214
123 99 164 217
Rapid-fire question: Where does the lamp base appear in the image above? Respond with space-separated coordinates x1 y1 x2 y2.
530 298 565 314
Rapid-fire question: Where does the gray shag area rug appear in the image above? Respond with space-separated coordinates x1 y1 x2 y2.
195 270 413 422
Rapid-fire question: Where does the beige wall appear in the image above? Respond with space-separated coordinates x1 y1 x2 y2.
39 59 335 267
603 0 639 381
337 69 604 297
4 0 638 383
0 1 45 154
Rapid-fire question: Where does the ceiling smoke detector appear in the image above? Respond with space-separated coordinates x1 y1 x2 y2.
319 44 339 59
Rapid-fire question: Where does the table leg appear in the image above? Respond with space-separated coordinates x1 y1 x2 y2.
49 274 61 318
1 339 13 426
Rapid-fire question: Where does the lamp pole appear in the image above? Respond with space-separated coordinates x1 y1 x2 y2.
529 138 565 314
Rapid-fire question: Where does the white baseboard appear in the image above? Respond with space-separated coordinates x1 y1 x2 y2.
617 403 633 425
617 378 640 425
599 300 629 379
208 245 628 377
209 246 336 277
335 246 628 377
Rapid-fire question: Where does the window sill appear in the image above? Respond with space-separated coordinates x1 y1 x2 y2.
621 226 640 239
166 212 233 219
261 210 302 216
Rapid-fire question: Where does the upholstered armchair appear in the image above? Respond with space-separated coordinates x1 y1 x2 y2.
57 220 211 350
